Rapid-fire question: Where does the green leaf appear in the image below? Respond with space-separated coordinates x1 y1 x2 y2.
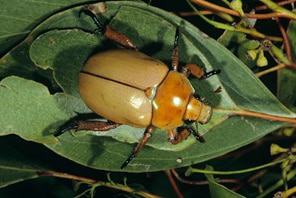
1 1 295 172
0 0 97 92
0 0 98 56
204 166 245 198
0 76 85 143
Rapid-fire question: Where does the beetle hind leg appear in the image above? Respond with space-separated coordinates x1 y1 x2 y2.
54 120 120 137
121 125 154 169
182 63 221 79
80 6 137 50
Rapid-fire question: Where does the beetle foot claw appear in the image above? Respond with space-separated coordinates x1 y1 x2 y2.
54 120 78 137
201 69 221 79
193 133 205 143
168 136 175 142
121 153 135 169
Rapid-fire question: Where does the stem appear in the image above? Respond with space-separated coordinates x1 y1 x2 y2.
171 169 241 185
255 0 296 11
275 18 294 64
215 108 296 124
165 170 184 198
187 0 282 41
229 109 296 124
256 168 296 198
256 63 286 77
186 158 286 176
37 170 161 198
191 0 296 20
259 0 296 20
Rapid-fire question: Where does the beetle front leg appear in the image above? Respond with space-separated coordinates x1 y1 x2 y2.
172 27 180 71
81 8 137 50
167 128 190 145
188 128 206 143
121 125 154 169
168 127 205 145
54 120 120 137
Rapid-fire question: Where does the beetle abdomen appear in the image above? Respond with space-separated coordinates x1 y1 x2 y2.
79 74 152 127
79 49 169 127
81 49 169 90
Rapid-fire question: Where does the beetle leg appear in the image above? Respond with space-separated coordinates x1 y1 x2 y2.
169 128 190 145
188 127 205 143
201 69 221 79
169 127 205 145
172 27 180 71
167 129 176 142
182 63 221 79
121 125 154 169
80 8 137 50
54 120 120 137
104 26 137 50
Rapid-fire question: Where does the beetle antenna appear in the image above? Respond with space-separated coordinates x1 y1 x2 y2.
79 8 106 34
205 86 222 99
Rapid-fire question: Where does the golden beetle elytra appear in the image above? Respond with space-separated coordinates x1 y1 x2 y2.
55 7 220 169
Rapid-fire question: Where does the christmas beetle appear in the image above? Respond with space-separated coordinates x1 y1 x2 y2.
55 7 220 169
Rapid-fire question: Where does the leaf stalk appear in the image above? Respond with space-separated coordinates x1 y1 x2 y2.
215 108 296 124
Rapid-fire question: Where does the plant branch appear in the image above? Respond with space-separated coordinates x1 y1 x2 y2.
165 170 184 198
187 0 282 41
185 158 286 176
215 108 296 124
275 18 296 69
259 0 296 20
190 0 296 20
256 63 286 77
255 0 296 11
256 168 296 198
37 170 161 198
276 18 292 62
229 109 296 124
171 169 241 185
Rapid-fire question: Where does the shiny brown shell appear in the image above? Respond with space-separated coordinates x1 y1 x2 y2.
79 49 169 127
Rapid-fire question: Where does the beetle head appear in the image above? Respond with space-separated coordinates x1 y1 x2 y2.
184 95 212 124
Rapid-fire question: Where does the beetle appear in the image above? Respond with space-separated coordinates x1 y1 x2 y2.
55 7 220 169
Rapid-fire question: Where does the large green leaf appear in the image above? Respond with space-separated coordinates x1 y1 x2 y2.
0 0 98 56
0 76 86 143
1 1 295 173
0 0 97 91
